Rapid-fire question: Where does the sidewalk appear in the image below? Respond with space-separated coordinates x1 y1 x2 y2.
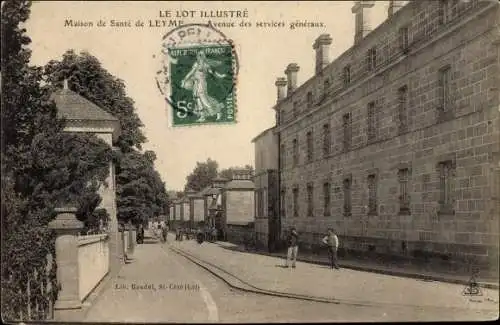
169 237 499 312
245 245 500 290
84 237 212 323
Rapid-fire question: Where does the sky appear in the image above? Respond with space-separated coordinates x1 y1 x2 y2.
26 1 391 191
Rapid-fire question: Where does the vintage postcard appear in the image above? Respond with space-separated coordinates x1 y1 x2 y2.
1 0 499 323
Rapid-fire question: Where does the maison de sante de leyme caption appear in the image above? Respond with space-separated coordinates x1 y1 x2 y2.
64 9 325 29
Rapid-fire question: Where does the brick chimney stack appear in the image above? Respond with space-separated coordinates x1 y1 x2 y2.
388 0 406 18
352 0 375 45
313 34 333 74
284 63 300 94
275 77 288 102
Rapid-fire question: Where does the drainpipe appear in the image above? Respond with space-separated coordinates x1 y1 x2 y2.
276 129 282 253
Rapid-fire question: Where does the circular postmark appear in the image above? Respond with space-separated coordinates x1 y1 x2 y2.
155 23 239 126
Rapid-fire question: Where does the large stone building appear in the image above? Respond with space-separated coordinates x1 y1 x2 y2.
254 0 499 269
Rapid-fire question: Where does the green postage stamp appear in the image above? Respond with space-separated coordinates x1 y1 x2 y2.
168 44 236 126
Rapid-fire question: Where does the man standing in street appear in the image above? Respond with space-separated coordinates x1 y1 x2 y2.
285 227 299 268
322 228 340 270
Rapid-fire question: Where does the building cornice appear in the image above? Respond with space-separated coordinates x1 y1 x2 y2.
275 1 497 133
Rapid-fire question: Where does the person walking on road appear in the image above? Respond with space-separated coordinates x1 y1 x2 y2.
161 224 168 243
322 228 340 270
285 227 299 268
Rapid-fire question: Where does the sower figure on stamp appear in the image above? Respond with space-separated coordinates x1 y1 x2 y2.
181 51 226 122
285 227 299 268
322 228 340 270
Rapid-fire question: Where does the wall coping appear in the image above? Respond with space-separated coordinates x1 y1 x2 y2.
77 233 109 247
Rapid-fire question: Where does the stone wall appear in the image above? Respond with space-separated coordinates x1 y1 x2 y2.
225 190 255 224
183 202 190 223
255 218 268 249
193 198 205 222
175 203 182 221
226 223 255 246
77 234 109 301
278 1 499 269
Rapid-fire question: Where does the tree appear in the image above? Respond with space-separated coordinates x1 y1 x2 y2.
116 151 168 225
184 158 219 192
1 0 113 319
219 164 254 180
44 50 146 153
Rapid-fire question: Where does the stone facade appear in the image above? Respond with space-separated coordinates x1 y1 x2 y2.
192 197 205 223
221 171 255 243
175 201 183 221
182 200 190 224
257 0 500 269
226 223 255 246
252 127 280 250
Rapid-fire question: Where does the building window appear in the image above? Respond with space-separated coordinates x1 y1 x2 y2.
398 86 408 134
263 188 268 217
399 26 409 53
439 0 450 25
323 182 331 216
306 131 313 162
343 65 351 87
254 191 258 217
366 47 377 71
323 123 331 157
367 102 376 142
293 187 299 217
343 177 352 216
256 190 263 217
293 101 299 117
293 138 299 166
367 174 377 215
280 188 286 218
280 143 286 169
438 65 452 116
398 168 410 214
307 183 314 217
307 91 313 108
438 161 455 214
343 113 352 152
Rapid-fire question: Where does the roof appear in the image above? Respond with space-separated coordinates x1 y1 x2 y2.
251 126 276 143
225 179 254 190
52 88 119 122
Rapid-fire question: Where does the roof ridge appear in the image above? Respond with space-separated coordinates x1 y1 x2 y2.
52 87 119 122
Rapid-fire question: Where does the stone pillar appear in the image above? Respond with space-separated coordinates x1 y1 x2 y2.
48 207 84 311
284 63 300 94
352 1 375 45
275 77 287 102
313 34 333 74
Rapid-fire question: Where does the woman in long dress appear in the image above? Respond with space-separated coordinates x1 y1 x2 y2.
181 51 226 122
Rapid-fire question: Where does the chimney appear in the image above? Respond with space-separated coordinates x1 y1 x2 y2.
284 63 300 94
351 0 376 45
388 0 406 18
275 77 288 102
313 34 333 74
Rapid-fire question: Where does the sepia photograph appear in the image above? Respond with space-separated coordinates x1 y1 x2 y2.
1 0 499 323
